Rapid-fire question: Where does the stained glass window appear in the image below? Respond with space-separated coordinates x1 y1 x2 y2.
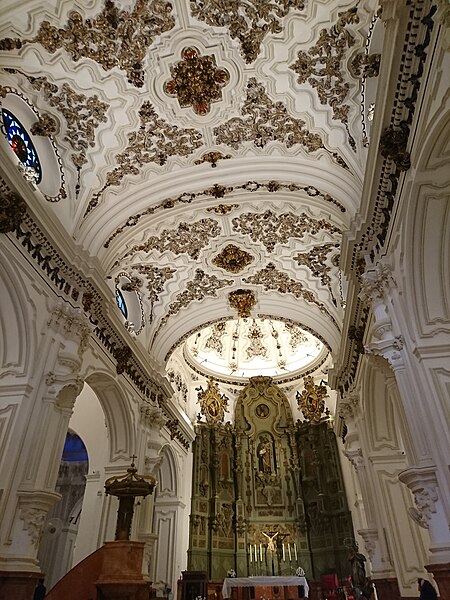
2 108 42 183
115 288 128 318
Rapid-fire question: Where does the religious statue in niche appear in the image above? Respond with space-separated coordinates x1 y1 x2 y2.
257 435 274 474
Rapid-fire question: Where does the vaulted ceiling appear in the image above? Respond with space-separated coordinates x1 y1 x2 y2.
0 0 382 382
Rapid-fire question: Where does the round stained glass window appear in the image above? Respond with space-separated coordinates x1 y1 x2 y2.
2 108 42 183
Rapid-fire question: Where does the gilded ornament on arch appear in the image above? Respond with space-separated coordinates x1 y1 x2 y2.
194 151 232 168
197 378 229 424
296 376 327 422
212 244 254 274
164 47 230 115
206 204 239 215
228 289 256 318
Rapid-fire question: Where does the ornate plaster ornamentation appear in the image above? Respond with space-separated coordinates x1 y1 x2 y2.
190 0 304 63
343 448 365 471
359 262 395 303
205 322 227 355
129 264 176 309
339 392 360 421
296 376 328 422
246 321 267 359
284 323 307 351
10 71 108 187
47 303 91 356
154 269 233 338
214 78 348 168
0 186 26 234
195 151 232 168
379 122 411 171
293 243 340 303
228 289 256 318
104 180 344 248
19 507 47 547
116 218 221 266
30 112 59 137
289 8 360 150
84 102 203 216
113 345 133 375
197 378 229 424
243 263 338 327
165 418 190 448
409 486 439 529
140 403 166 429
164 47 230 115
206 203 239 214
232 210 341 252
1 0 176 87
212 244 254 274
348 325 365 355
351 53 381 78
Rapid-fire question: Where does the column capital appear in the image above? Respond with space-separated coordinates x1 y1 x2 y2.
343 447 365 471
399 466 439 530
47 302 91 357
140 403 166 431
339 390 360 421
359 263 395 304
365 335 405 370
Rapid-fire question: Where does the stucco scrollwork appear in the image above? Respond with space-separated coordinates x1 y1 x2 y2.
343 447 365 471
19 507 47 547
141 403 166 430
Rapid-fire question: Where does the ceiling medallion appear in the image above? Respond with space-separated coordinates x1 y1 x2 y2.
164 47 230 115
228 289 256 318
197 379 229 424
212 244 254 274
296 376 327 423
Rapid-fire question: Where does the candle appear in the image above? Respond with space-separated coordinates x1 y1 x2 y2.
255 545 257 562
250 544 252 562
294 542 297 561
282 543 285 561
288 543 292 561
260 543 263 561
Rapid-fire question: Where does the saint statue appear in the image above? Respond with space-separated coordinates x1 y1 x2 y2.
257 435 273 474
348 541 373 599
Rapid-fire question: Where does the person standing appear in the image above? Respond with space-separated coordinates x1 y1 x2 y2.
33 578 46 600
418 578 438 600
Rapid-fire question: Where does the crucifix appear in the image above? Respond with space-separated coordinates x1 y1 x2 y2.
263 531 278 575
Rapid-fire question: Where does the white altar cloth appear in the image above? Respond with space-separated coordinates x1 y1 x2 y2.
222 576 309 599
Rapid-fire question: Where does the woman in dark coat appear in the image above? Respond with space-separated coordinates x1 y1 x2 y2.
418 578 438 600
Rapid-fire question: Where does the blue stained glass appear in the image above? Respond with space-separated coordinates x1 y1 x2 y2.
62 431 88 463
116 288 128 318
2 108 42 184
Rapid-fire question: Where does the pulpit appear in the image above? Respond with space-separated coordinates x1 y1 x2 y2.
222 576 309 600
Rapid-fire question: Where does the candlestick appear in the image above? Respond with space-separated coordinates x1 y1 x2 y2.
282 543 285 561
294 542 297 561
288 543 291 561
260 543 263 561
250 543 252 562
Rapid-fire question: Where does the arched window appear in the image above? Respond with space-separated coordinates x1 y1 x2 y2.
115 288 128 318
2 108 42 183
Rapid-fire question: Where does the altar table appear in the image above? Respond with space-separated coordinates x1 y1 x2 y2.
222 576 309 600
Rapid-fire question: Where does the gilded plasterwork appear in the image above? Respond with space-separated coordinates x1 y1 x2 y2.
228 289 257 318
85 102 203 216
104 181 345 248
232 210 341 252
129 264 176 322
246 321 267 359
296 376 327 422
9 70 109 174
190 0 304 63
197 378 229 424
116 218 221 265
284 323 307 351
164 47 230 115
205 322 227 355
293 243 340 303
195 151 232 168
154 269 233 338
289 7 360 150
212 244 254 273
214 78 347 166
243 263 337 325
0 0 176 88
351 53 381 78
